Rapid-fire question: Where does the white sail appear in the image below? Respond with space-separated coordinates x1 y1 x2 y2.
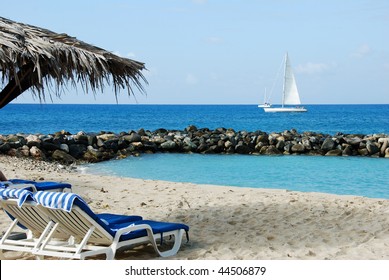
283 53 301 105
263 52 307 113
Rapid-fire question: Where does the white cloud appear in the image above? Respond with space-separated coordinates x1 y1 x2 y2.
206 36 224 44
185 73 198 85
111 51 136 59
295 62 335 74
351 44 372 58
126 52 136 58
192 0 207 4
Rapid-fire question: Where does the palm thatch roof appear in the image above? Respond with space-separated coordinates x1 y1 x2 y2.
0 16 147 109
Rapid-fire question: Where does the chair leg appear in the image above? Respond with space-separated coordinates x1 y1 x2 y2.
105 249 114 260
153 230 185 258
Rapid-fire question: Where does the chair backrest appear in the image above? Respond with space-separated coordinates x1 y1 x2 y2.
0 188 69 239
0 188 51 236
33 191 115 244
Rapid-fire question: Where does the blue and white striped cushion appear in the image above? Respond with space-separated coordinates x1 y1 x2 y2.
33 191 84 212
0 188 34 207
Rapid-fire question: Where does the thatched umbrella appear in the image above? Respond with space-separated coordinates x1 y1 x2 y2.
0 16 147 109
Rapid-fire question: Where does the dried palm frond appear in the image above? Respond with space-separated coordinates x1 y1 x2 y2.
0 16 147 108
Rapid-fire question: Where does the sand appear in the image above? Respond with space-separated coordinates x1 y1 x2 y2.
1 155 389 260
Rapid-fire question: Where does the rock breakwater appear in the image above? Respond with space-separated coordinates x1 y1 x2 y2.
1 126 389 164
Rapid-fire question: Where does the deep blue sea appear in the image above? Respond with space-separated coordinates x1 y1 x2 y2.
1 104 389 199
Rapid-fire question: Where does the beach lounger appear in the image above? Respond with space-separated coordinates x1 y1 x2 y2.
33 191 189 259
0 188 142 259
0 188 71 258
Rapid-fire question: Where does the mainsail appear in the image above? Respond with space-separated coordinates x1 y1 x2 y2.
282 53 301 106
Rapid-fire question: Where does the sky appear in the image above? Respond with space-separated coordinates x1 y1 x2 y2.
2 0 389 105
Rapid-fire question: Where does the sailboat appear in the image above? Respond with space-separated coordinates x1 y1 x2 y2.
263 53 307 113
257 88 271 108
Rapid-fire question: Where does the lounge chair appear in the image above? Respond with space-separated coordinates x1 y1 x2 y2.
33 191 189 259
0 188 69 258
0 188 142 259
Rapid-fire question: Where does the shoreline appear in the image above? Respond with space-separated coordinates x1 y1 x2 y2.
1 155 389 260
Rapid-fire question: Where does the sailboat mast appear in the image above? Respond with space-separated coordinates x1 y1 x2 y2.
281 53 288 108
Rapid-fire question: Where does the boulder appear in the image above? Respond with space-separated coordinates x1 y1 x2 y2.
30 146 45 159
185 125 198 132
342 145 353 156
122 132 142 143
97 133 117 142
358 148 369 156
52 150 76 164
325 149 342 156
0 143 11 153
26 134 41 147
68 144 87 158
276 140 285 150
366 141 380 155
291 143 305 153
83 146 103 162
385 148 389 158
380 139 388 155
41 141 60 151
160 140 176 150
59 143 69 153
264 145 282 155
321 138 335 151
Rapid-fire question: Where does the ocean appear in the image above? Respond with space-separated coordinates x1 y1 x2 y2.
1 104 389 199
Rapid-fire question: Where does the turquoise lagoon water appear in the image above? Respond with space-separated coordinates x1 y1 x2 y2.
1 104 389 199
85 153 389 199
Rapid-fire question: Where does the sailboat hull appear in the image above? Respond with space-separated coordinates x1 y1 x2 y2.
263 107 307 113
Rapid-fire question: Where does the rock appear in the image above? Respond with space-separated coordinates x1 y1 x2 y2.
30 146 45 159
59 144 69 153
137 128 146 136
264 145 282 155
20 145 30 157
385 148 389 158
325 149 342 156
291 143 305 153
307 150 324 156
321 138 335 151
103 140 119 152
358 148 369 156
380 139 388 155
302 138 312 149
123 132 142 143
160 140 176 150
283 143 293 153
26 134 41 147
197 143 209 153
345 136 363 146
235 143 252 154
342 145 353 156
0 143 11 153
82 146 103 162
41 141 60 151
97 133 117 142
225 129 236 137
185 125 198 132
52 150 76 164
366 141 380 155
68 144 87 158
276 140 285 150
143 141 158 152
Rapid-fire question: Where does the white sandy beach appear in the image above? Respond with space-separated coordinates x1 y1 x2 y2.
1 155 389 260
